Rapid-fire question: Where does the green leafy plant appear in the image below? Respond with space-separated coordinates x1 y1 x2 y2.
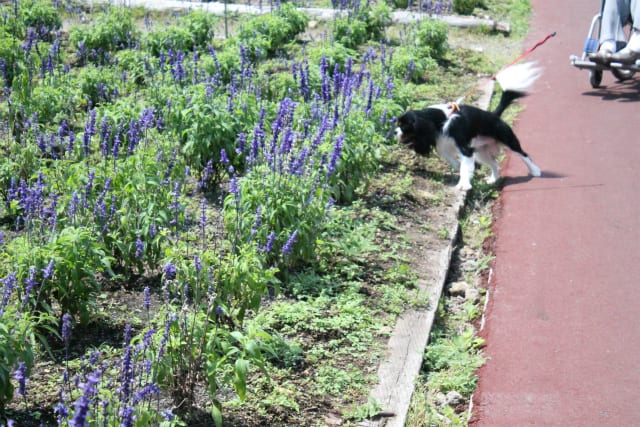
164 85 245 176
333 16 369 49
453 0 486 15
0 0 61 39
390 46 438 82
330 111 383 202
415 18 449 60
19 0 62 37
0 31 24 87
146 10 216 56
332 2 392 48
69 6 139 64
0 308 35 414
237 4 308 58
74 64 120 106
206 325 274 427
114 49 158 86
424 328 485 395
305 42 358 75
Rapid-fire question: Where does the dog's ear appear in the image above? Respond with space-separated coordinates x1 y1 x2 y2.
398 111 415 127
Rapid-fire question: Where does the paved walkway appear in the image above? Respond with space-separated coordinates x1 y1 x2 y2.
471 0 640 426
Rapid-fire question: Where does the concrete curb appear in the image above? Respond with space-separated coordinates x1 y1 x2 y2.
88 0 509 32
361 78 495 427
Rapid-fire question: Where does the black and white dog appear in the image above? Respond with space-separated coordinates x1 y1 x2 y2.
395 62 542 190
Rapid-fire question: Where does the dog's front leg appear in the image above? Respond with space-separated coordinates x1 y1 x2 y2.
456 155 475 190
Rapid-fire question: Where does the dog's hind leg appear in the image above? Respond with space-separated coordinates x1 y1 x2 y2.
456 155 475 190
517 153 542 177
474 147 500 183
472 137 500 184
494 121 542 178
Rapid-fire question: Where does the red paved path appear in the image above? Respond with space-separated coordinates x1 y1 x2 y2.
471 0 640 426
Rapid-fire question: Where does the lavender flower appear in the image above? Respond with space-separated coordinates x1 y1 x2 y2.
299 59 310 101
163 262 177 280
84 169 95 207
99 117 111 158
228 175 240 205
169 182 181 229
135 235 144 259
119 406 134 427
20 266 38 311
161 409 175 421
1 272 17 314
282 230 298 257
326 134 345 177
126 119 141 154
140 107 155 130
251 206 262 237
380 108 388 126
54 401 69 424
66 131 76 156
260 231 276 253
62 313 73 347
220 148 229 165
111 123 122 161
14 362 28 397
365 78 375 115
194 255 203 273
143 286 151 313
157 313 174 361
64 190 77 222
70 371 100 427
236 132 246 154
289 146 310 177
42 259 55 280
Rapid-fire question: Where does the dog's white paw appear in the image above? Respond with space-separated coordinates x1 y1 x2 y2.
485 175 498 184
455 182 472 191
530 166 542 177
520 155 542 177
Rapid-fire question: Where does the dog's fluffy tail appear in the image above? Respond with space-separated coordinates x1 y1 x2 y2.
493 62 541 117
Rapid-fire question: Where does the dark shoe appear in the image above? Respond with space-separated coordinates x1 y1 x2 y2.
608 48 640 64
588 50 613 65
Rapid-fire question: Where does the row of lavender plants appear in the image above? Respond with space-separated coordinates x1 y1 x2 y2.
0 0 449 424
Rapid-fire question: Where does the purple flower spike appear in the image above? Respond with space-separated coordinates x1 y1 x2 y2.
62 313 73 346
143 286 151 313
14 362 28 397
42 259 55 279
220 148 229 164
282 229 299 256
326 134 345 177
70 371 101 427
135 235 144 259
163 262 177 280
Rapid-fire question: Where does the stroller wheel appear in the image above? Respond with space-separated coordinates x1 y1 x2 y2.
590 69 603 88
611 68 635 81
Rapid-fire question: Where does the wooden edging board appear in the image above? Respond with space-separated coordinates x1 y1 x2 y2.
361 79 496 427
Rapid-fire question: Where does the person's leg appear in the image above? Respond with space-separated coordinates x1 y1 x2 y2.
590 0 637 63
599 0 631 52
623 0 640 50
608 0 640 62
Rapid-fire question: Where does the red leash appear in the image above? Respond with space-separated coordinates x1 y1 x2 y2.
447 31 557 112
491 31 557 79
